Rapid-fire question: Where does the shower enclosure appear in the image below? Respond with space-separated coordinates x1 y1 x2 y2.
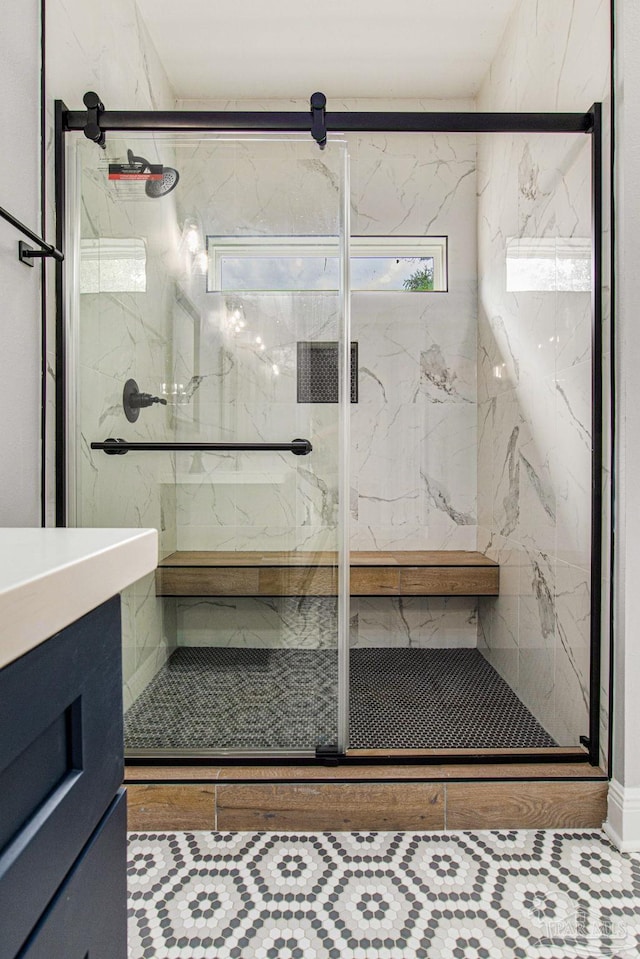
57 99 605 765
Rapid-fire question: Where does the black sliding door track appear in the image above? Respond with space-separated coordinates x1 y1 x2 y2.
63 108 593 135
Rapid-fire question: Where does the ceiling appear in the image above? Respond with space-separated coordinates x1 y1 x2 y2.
135 0 520 101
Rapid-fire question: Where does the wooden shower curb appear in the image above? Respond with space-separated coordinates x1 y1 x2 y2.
125 763 608 832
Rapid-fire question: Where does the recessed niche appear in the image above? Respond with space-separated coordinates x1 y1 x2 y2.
297 341 358 404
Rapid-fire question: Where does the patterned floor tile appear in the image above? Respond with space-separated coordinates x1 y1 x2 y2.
128 830 640 959
124 647 555 751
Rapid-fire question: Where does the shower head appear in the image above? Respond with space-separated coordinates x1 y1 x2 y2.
144 166 180 198
126 149 180 198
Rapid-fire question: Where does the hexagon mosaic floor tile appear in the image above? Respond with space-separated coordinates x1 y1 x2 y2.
128 829 640 958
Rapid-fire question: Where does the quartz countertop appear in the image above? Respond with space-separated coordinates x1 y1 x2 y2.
0 528 158 669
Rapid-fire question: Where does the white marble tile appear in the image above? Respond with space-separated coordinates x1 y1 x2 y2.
553 560 591 745
176 596 338 649
476 1 609 115
477 399 495 531
176 524 295 552
556 292 592 373
477 536 520 691
175 479 236 530
351 597 477 649
421 403 477 528
517 549 556 730
553 359 592 569
294 525 339 551
475 0 609 748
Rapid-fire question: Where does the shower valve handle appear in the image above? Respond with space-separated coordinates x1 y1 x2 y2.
123 378 167 422
134 392 167 409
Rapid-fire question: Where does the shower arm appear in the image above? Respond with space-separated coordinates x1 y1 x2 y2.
90 438 313 456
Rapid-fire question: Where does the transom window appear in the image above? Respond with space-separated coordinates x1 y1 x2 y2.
206 235 448 293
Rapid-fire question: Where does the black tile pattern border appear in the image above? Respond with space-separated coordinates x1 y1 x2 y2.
124 648 556 752
127 829 640 959
297 341 358 403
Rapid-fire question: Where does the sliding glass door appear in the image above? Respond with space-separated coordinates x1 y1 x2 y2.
68 133 350 757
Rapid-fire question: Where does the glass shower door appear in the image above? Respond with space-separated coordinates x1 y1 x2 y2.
69 133 350 757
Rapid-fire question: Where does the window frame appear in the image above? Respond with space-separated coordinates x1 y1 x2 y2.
205 234 448 293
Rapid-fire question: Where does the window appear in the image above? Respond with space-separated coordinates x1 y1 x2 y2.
506 237 591 292
80 238 147 293
206 235 447 293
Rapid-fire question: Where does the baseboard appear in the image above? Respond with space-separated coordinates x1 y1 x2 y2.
604 779 640 851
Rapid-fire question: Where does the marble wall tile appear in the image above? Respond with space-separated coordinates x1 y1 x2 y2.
171 132 479 557
421 403 477 531
553 359 592 569
477 535 520 691
556 292 592 373
176 597 339 649
475 0 608 748
517 549 556 728
295 525 339 552
72 133 182 696
351 597 477 649
176 479 236 530
553 560 591 744
121 574 176 710
175 595 477 650
177 524 296 552
349 524 431 552
477 400 496 531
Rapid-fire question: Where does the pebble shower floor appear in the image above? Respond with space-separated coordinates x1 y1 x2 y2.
127 829 640 958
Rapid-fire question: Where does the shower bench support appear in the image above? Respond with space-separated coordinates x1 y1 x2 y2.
155 550 499 597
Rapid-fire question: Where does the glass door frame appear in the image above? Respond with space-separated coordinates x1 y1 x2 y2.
54 98 606 768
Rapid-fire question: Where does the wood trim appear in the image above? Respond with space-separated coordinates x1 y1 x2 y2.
124 776 609 831
124 762 606 783
158 550 499 568
126 784 215 830
445 781 609 829
258 567 337 596
155 567 258 596
399 566 499 595
156 549 500 597
216 782 444 830
350 567 400 594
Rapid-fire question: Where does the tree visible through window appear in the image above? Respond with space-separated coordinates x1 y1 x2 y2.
403 258 435 291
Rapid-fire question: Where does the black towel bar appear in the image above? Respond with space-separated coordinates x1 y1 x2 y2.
0 204 64 265
91 438 313 456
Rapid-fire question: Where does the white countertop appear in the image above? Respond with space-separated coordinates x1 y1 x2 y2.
0 528 158 669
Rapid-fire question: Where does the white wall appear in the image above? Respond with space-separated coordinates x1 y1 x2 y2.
606 0 640 850
0 0 42 526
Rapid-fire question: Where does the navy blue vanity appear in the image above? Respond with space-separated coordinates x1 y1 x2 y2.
0 528 157 959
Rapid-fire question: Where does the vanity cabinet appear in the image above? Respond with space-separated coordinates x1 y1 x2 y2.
0 596 127 959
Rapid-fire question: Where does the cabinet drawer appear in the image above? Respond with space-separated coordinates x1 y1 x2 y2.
0 597 123 959
17 790 127 959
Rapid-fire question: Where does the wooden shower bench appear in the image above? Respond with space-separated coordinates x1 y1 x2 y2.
155 550 499 597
